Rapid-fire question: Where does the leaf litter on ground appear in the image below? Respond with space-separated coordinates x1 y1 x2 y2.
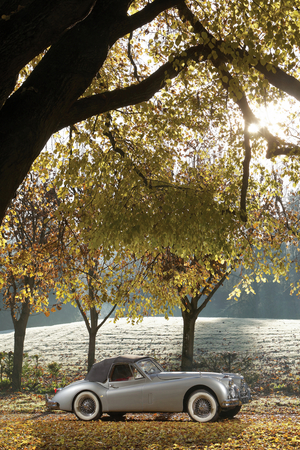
0 393 300 449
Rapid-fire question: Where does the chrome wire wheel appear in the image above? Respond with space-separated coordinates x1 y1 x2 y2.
74 391 101 421
80 397 95 414
187 390 219 423
194 397 212 417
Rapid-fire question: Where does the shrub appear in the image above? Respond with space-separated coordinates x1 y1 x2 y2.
47 362 61 380
0 351 13 382
193 351 259 387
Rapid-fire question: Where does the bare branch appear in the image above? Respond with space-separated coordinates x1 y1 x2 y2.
0 0 97 107
127 32 140 82
196 270 230 316
75 295 91 332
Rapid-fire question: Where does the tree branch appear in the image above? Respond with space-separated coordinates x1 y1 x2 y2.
57 43 210 130
213 55 300 166
97 303 117 332
241 129 251 222
75 295 91 332
116 0 179 41
0 0 97 107
181 295 192 313
0 0 33 16
127 31 140 82
103 113 149 187
0 0 183 223
178 3 300 103
196 271 230 316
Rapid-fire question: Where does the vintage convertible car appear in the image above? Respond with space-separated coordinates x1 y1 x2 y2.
45 354 251 423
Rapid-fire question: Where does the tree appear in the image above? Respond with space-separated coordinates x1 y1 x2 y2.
0 168 66 390
139 249 233 370
0 0 299 250
55 244 140 372
135 169 297 369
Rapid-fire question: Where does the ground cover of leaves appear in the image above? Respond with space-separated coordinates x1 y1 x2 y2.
0 393 300 449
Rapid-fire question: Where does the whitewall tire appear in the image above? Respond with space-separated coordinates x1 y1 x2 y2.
187 389 219 423
73 391 102 421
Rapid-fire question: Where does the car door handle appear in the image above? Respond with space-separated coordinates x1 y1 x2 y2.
109 384 119 388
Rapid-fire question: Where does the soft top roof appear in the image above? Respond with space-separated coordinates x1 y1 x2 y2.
85 355 147 383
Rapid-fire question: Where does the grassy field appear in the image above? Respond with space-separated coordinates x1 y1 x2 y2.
2 317 300 367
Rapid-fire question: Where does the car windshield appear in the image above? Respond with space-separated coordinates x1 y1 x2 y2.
136 358 163 375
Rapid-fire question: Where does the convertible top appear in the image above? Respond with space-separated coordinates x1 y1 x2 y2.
85 355 146 383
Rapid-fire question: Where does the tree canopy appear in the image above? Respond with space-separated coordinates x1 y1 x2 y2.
1 0 299 255
0 166 66 389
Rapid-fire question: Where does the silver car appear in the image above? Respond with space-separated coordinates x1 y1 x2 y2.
45 354 251 423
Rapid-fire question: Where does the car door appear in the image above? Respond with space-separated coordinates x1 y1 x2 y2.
106 363 146 412
142 376 184 412
134 359 183 413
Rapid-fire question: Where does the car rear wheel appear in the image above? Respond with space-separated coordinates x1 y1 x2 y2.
73 391 102 421
187 389 219 423
220 405 241 419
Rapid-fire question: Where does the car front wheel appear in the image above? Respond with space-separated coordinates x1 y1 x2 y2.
73 391 102 421
187 389 219 423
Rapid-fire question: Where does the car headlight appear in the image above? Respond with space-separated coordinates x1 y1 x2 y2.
239 377 251 401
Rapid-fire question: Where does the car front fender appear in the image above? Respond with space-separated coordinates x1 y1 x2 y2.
182 376 234 411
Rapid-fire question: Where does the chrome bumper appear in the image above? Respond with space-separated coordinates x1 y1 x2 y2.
45 394 59 410
221 387 251 408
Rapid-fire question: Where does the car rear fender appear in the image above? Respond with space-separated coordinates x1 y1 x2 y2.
71 389 103 416
52 381 107 412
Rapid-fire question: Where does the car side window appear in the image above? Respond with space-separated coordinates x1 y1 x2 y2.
131 366 144 379
110 364 133 381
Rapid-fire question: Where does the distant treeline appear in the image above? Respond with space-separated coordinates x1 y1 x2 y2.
1 268 300 331
201 268 300 320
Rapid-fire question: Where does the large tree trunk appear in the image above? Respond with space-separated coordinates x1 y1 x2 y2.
181 308 197 372
0 1 123 222
87 330 97 372
87 306 98 372
11 300 30 391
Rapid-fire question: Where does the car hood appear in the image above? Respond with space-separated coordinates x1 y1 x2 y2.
201 372 245 387
156 371 243 382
